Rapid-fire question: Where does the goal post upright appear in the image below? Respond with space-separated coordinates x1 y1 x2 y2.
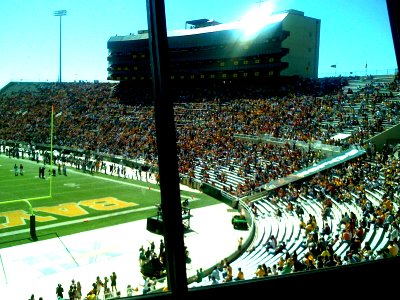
49 104 54 197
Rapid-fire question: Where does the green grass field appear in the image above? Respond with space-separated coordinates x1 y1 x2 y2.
0 155 220 248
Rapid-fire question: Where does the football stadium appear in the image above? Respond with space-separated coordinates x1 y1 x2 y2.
1 1 400 299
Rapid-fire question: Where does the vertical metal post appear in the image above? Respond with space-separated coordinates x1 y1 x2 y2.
386 0 400 73
146 0 188 298
53 10 67 83
30 215 38 241
59 15 62 82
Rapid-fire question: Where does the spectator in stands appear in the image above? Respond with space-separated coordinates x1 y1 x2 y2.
223 263 233 282
195 268 204 283
264 235 277 251
68 284 76 300
324 254 337 268
255 265 265 278
366 212 377 229
322 204 332 220
388 240 399 257
361 241 372 256
280 259 293 274
341 228 352 243
110 272 117 296
333 254 342 266
295 204 305 219
316 256 324 268
275 208 283 219
76 281 82 300
349 251 361 263
321 222 331 236
325 241 334 257
304 257 316 270
237 237 243 250
305 219 316 237
270 264 278 275
320 245 331 259
375 215 385 228
299 218 306 231
340 212 350 227
349 211 358 233
142 277 151 294
285 201 294 214
210 275 219 285
342 255 350 265
234 267 244 280
388 223 399 241
291 254 306 272
349 237 362 253
85 290 97 300
304 232 316 249
126 285 134 297
209 265 221 282
384 212 395 230
361 252 371 262
95 276 103 297
330 234 340 247
274 241 286 255
261 263 269 276
277 256 285 269
355 226 365 240
56 283 64 299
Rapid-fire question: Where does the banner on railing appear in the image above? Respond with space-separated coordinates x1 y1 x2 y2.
262 148 365 190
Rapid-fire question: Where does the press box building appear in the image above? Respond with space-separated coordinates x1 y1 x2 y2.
107 9 320 85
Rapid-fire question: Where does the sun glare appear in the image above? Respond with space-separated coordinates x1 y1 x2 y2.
239 1 275 41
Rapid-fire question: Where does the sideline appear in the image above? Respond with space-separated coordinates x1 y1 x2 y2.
0 154 203 238
0 198 201 238
0 203 246 300
1 153 201 194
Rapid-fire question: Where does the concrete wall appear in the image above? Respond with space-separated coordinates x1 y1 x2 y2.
280 10 320 78
367 123 400 151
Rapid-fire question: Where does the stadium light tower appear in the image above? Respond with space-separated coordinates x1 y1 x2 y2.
53 10 67 83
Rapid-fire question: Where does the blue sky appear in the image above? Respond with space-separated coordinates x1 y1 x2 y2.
0 0 397 89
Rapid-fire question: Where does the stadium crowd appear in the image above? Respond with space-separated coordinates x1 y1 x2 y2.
0 73 400 296
191 143 399 286
1 75 399 197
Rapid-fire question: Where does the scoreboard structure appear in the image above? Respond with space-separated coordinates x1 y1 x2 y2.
107 9 320 86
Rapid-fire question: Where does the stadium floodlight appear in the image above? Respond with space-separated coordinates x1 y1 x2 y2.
53 10 67 83
239 1 274 41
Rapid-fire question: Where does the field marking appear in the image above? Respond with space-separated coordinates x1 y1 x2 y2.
0 198 200 238
70 169 200 194
0 155 200 194
68 168 200 195
0 156 202 237
0 156 161 192
58 167 163 192
0 254 7 284
63 183 81 188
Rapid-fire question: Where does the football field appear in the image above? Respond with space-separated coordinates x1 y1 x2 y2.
0 155 220 248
